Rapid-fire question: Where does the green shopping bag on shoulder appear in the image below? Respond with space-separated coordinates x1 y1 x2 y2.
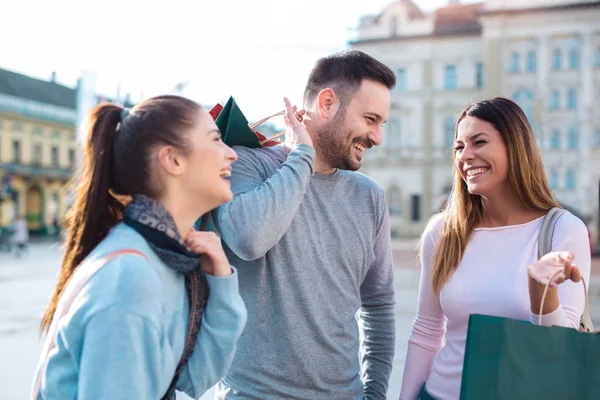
208 97 286 148
460 208 600 399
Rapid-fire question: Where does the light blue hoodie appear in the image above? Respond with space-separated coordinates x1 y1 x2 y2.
33 223 247 399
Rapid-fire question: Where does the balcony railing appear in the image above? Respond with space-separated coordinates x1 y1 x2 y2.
0 161 74 180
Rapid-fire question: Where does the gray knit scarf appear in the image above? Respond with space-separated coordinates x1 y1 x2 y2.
123 194 208 400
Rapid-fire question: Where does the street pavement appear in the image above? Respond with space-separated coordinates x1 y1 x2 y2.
1 240 598 400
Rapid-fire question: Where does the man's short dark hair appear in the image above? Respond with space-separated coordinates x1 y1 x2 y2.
303 50 396 107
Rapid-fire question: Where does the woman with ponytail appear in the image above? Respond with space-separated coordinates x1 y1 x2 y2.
32 95 247 399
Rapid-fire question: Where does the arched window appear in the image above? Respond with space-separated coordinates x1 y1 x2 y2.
387 185 403 216
567 127 579 149
509 52 520 72
526 50 536 72
444 117 455 147
550 129 561 150
552 49 562 70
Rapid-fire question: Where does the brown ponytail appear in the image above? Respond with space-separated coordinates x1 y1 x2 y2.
40 104 124 332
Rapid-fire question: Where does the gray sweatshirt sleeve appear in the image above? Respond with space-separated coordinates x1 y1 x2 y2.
214 144 315 261
359 195 396 400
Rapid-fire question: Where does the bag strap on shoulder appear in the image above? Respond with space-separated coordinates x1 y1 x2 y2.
537 207 567 260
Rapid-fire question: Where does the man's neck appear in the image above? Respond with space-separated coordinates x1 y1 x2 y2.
314 157 337 175
304 118 336 174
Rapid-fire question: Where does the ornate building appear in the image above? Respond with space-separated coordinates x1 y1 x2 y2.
0 69 77 234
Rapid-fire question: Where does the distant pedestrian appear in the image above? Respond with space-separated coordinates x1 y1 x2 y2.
52 217 60 238
13 215 29 258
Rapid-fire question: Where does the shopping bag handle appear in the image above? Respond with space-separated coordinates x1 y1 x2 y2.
539 270 591 330
249 110 303 146
249 110 285 130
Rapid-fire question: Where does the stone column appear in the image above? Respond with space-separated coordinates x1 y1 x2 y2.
534 34 550 145
422 59 434 222
578 30 594 217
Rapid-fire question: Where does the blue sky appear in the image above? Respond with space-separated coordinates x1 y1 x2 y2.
1 0 477 122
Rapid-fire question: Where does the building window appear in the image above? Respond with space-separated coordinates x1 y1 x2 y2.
513 89 534 123
388 119 402 149
509 52 520 73
32 126 43 136
0 119 4 130
569 47 580 69
12 140 21 163
51 146 59 167
595 46 600 67
565 169 576 190
51 129 61 139
390 16 398 36
410 194 421 222
567 88 577 109
568 127 579 149
552 49 562 70
68 148 76 168
593 129 600 148
396 68 407 92
444 65 457 90
387 185 403 216
475 62 485 88
550 129 561 149
526 50 537 72
550 90 560 110
536 131 545 150
32 143 42 165
550 168 559 189
12 122 24 132
514 89 533 102
444 117 455 147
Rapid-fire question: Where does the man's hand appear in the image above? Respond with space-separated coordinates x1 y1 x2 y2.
282 97 312 150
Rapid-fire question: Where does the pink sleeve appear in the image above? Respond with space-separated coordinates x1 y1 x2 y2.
530 212 592 328
399 215 447 400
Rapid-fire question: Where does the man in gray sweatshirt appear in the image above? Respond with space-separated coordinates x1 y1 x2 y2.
214 50 396 400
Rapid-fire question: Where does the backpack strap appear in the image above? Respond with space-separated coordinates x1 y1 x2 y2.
32 249 148 400
537 207 567 260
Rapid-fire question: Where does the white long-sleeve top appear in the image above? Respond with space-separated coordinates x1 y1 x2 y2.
399 212 591 400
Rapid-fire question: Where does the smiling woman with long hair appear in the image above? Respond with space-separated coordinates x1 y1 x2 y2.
399 98 591 400
32 95 247 399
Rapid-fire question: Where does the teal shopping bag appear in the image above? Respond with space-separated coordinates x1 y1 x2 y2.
459 313 600 399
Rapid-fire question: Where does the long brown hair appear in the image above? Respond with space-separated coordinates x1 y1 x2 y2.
40 95 201 332
431 97 559 296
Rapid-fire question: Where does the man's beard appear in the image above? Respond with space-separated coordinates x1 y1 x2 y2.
314 111 360 171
